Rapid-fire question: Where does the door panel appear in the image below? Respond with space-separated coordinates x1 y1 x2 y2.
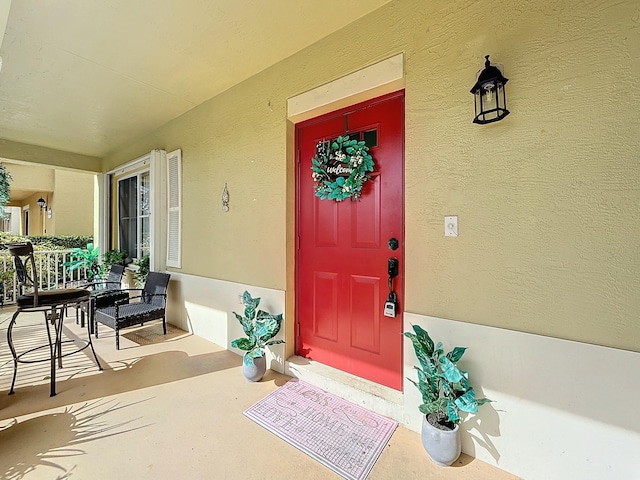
350 274 381 353
313 272 339 341
315 199 339 246
296 91 404 390
352 180 381 248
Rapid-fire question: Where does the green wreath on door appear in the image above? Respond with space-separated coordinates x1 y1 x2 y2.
311 135 374 201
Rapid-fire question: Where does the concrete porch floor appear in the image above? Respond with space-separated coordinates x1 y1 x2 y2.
0 307 520 479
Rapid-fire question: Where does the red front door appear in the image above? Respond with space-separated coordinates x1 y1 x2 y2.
296 91 404 390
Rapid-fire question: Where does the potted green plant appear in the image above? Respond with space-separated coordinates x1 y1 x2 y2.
404 324 491 466
101 249 127 276
133 253 150 287
231 290 284 382
63 243 100 279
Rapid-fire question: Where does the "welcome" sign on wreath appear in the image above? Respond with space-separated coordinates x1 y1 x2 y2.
311 135 374 201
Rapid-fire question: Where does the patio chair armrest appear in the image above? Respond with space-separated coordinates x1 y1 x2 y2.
114 296 132 306
91 280 124 289
94 287 140 295
93 289 126 299
128 293 167 303
125 288 144 295
68 276 117 289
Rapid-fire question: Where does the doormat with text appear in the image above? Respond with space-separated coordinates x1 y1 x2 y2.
243 379 398 480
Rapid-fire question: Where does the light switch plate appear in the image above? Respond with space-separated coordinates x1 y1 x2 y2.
445 216 458 237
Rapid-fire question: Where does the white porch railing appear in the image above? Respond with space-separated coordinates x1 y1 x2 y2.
0 249 93 306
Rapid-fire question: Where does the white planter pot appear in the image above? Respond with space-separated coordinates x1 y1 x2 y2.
242 355 266 382
421 415 461 466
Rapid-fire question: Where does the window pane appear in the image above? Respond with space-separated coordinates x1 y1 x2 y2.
140 172 150 216
363 129 378 148
141 216 150 257
118 176 138 258
118 171 152 261
119 177 137 219
119 218 136 259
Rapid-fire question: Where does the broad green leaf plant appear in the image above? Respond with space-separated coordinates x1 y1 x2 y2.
404 325 491 426
231 291 284 367
63 243 100 279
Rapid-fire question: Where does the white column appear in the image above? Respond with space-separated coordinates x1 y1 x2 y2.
149 149 167 272
94 173 109 255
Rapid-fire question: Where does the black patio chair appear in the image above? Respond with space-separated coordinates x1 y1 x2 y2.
4 242 102 396
81 264 126 291
94 272 171 349
77 265 128 331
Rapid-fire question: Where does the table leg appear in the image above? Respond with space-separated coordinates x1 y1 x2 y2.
7 310 19 395
44 310 57 396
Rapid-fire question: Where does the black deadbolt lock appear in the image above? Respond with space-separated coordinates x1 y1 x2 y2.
388 237 399 251
388 258 399 278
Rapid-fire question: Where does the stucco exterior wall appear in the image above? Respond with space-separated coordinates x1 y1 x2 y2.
402 0 640 353
51 170 95 235
103 0 640 354
0 139 102 172
5 163 94 236
6 163 54 193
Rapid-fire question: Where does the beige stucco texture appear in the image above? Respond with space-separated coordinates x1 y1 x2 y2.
6 163 94 236
0 139 102 172
103 0 640 352
49 170 95 235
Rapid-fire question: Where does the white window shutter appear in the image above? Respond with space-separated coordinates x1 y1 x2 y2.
166 149 182 268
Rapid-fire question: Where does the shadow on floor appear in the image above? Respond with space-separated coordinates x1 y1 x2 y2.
0 319 242 421
0 397 151 479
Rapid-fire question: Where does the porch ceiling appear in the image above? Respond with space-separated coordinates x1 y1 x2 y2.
0 0 391 161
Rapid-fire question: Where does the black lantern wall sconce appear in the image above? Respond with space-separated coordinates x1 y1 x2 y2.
470 55 509 124
37 196 52 218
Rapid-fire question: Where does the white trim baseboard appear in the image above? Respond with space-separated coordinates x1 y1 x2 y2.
165 271 640 480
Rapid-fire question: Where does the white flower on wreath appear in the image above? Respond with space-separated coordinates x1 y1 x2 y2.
351 152 364 166
334 151 346 162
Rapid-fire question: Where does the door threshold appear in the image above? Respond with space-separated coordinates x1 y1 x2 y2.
285 355 404 423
